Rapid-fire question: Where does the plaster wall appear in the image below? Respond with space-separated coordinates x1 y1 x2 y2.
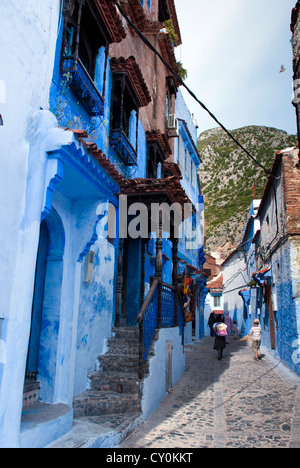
74 236 115 395
141 327 185 420
0 0 60 323
222 252 247 336
0 0 63 446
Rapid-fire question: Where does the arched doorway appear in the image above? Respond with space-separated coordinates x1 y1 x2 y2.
23 208 65 406
23 221 49 407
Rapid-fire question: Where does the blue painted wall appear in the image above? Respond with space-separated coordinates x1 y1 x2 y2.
0 0 207 449
47 12 151 394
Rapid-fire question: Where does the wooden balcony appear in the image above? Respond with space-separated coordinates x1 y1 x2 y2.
109 128 138 166
61 57 104 117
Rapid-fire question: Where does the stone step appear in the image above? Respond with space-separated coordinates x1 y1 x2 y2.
112 327 140 340
107 329 158 357
72 327 157 420
98 354 144 374
73 390 141 418
106 337 139 356
88 371 141 395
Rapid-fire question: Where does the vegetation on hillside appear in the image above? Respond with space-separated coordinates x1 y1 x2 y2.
197 126 297 257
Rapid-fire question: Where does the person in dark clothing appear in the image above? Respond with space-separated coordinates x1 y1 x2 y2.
207 312 216 337
213 316 227 360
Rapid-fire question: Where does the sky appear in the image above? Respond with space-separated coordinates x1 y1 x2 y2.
174 0 297 136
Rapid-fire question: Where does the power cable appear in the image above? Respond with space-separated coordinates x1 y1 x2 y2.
111 0 271 175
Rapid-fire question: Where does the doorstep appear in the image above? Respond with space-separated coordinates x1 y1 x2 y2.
20 402 73 448
46 412 144 449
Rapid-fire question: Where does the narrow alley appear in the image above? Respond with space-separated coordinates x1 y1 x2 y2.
121 337 300 449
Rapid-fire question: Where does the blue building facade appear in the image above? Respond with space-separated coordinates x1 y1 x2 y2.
223 149 300 377
251 150 300 376
222 201 260 339
0 0 207 448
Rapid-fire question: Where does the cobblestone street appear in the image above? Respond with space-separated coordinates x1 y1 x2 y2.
121 337 300 449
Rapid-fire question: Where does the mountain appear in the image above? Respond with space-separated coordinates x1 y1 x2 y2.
197 125 297 258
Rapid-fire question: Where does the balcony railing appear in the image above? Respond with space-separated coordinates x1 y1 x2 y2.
109 128 138 166
61 56 104 117
137 280 185 379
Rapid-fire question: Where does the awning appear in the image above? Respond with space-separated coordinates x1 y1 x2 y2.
252 267 272 286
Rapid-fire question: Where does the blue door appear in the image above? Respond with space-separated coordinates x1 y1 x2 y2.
25 221 49 379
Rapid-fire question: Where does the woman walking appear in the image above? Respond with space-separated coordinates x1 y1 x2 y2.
213 316 227 361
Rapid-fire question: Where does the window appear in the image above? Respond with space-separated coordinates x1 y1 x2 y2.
60 0 108 116
192 160 197 189
277 263 280 279
110 75 139 166
165 92 170 123
266 215 270 238
139 0 151 9
213 295 221 308
185 149 191 181
147 142 164 178
177 119 201 186
165 78 177 137
62 1 108 79
111 81 136 139
178 135 185 171
109 57 151 166
146 132 171 179
158 0 171 22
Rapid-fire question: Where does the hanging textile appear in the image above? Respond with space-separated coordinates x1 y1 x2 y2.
239 288 251 317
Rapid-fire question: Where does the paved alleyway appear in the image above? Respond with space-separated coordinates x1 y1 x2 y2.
121 337 300 449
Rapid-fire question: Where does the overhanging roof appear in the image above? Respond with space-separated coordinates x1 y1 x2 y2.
119 176 193 214
110 56 151 107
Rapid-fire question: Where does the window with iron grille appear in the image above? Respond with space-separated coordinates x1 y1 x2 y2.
60 0 108 116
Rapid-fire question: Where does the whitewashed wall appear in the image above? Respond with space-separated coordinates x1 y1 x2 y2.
0 1 61 447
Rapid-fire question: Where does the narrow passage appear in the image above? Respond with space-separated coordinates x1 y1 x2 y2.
121 337 300 448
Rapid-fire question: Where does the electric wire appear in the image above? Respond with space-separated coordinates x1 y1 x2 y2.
111 0 271 175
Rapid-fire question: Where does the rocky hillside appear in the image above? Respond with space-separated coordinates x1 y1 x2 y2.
198 125 297 258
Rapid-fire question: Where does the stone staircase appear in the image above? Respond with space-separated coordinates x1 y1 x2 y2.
73 327 151 420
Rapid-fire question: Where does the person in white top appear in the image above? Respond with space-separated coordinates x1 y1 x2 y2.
249 319 262 361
